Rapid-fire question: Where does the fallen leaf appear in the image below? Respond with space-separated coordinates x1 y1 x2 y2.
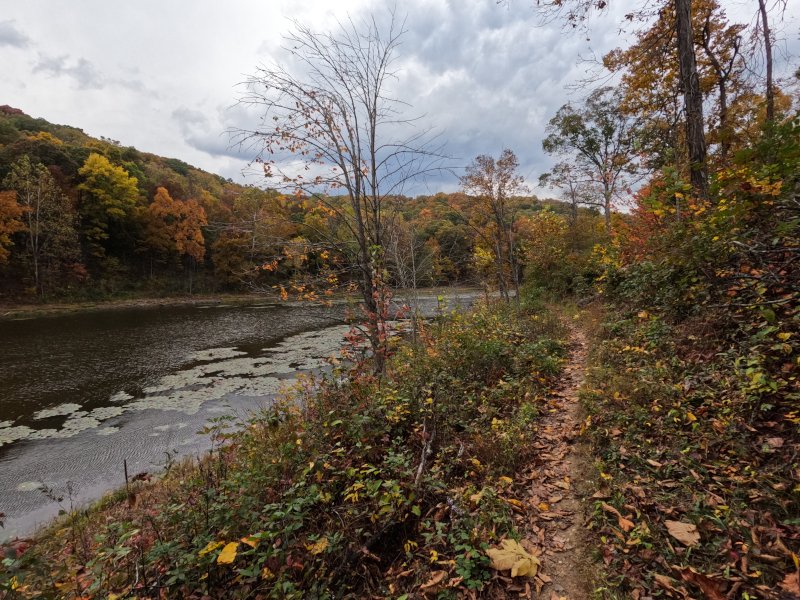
618 516 635 532
198 540 225 557
665 520 700 546
216 542 239 564
601 502 635 532
306 537 329 555
487 539 540 578
679 567 725 600
654 573 684 595
419 570 447 593
780 569 800 594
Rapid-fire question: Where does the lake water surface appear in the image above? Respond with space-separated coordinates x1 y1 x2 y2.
0 292 476 540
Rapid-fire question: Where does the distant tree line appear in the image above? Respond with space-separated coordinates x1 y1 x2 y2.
0 106 603 301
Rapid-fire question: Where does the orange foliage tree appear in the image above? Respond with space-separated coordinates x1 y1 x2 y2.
0 191 24 264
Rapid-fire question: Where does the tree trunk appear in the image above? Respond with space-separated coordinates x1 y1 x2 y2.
701 16 733 160
505 222 520 303
675 0 708 197
757 0 774 122
603 185 612 233
494 233 509 302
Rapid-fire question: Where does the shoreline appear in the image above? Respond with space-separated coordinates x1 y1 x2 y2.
0 285 485 321
0 293 273 321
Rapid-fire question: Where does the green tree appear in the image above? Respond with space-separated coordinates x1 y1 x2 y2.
542 87 640 233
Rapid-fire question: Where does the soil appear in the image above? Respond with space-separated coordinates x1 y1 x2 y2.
517 321 595 599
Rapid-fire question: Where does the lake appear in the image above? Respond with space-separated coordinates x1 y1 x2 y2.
0 291 477 540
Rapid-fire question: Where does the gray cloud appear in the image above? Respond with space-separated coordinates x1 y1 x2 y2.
0 20 29 48
173 104 257 161
33 54 104 89
3 0 796 196
390 2 606 189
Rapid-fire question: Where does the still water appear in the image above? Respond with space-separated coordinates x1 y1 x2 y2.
0 292 475 540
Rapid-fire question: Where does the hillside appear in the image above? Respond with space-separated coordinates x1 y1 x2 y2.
0 106 596 302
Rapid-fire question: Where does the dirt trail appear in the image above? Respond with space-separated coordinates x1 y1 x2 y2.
519 322 593 599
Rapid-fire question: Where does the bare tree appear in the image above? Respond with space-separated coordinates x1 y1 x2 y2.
753 0 791 123
234 12 446 371
701 11 744 160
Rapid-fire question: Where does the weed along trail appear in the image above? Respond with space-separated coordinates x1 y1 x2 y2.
517 319 592 599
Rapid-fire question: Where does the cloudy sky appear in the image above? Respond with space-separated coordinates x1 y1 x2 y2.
1 0 797 196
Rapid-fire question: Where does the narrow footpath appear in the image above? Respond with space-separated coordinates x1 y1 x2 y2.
519 322 593 599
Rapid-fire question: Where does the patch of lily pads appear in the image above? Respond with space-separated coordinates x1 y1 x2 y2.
0 324 352 447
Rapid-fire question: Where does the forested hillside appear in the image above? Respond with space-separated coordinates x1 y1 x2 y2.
0 106 599 302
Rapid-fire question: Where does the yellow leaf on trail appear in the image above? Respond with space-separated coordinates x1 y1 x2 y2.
198 540 225 557
686 412 697 423
665 520 700 546
217 541 239 564
486 539 540 578
498 476 513 485
307 537 329 555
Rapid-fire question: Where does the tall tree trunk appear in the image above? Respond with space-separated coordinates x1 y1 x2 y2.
701 16 734 160
494 233 509 302
675 0 709 197
757 0 774 122
603 185 612 233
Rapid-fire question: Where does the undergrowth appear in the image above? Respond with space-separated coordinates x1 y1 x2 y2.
582 308 799 599
1 300 567 599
